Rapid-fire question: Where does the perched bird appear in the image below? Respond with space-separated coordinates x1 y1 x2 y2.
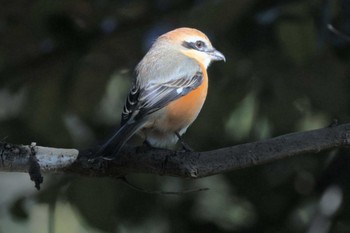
99 27 225 159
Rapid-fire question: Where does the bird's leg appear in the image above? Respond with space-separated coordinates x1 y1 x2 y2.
143 140 153 148
175 132 193 152
136 140 155 153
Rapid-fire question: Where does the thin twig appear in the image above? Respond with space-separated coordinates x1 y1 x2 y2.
118 176 209 195
328 24 350 41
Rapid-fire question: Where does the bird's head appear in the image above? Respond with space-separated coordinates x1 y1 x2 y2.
158 27 226 68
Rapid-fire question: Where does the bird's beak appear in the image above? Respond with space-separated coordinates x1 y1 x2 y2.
209 49 226 62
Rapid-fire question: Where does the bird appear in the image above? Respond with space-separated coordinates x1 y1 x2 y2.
98 27 225 159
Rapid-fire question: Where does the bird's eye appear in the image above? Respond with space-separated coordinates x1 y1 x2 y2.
195 40 205 49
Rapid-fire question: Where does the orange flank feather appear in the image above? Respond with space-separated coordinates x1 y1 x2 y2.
165 65 208 132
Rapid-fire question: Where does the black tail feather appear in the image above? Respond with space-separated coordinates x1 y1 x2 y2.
97 121 144 159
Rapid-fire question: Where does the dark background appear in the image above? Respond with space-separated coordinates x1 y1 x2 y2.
1 0 350 232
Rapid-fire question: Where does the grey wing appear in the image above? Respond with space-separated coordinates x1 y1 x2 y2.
136 71 203 119
121 82 139 126
122 71 203 124
97 71 203 158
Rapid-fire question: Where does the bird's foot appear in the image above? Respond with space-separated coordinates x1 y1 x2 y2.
175 132 193 152
136 140 156 152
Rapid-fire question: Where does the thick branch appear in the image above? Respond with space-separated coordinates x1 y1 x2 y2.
1 124 350 179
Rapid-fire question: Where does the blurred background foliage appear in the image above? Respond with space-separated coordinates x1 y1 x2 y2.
0 0 350 232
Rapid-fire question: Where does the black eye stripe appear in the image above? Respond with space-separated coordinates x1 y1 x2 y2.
195 40 204 48
182 40 207 51
182 41 196 49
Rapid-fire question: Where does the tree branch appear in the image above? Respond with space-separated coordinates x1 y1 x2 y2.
1 124 350 180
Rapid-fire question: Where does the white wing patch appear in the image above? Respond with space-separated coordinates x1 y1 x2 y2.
120 72 203 125
176 87 183 94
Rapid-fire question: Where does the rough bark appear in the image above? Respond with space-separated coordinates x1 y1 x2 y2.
1 124 350 181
